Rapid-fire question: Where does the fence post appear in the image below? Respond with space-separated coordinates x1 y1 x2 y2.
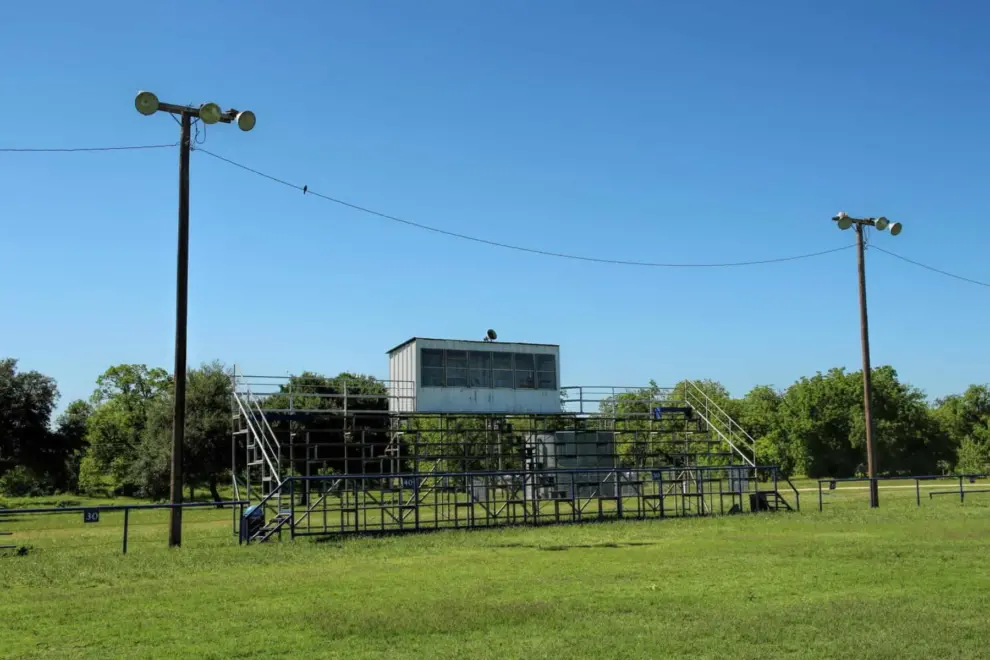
960 476 965 503
121 508 130 554
916 479 921 507
290 479 296 540
659 475 665 518
818 481 823 513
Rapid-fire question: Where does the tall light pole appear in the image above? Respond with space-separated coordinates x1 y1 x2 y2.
135 91 256 547
832 211 902 509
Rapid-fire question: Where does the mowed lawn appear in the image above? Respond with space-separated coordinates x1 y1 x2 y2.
2 486 990 659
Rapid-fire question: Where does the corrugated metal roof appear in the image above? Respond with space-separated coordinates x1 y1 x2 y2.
386 337 560 354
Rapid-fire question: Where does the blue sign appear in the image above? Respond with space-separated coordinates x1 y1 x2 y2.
83 509 100 523
402 477 416 489
651 471 664 481
652 408 662 420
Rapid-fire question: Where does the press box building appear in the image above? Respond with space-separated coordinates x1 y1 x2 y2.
386 337 561 414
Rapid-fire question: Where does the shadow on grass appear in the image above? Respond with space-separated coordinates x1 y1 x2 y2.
495 541 658 552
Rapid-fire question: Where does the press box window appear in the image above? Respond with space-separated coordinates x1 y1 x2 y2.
514 353 535 389
421 349 444 387
536 354 557 390
445 350 469 387
492 352 514 388
468 351 491 388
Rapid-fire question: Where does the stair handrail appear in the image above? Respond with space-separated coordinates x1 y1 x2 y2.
684 382 757 464
240 384 281 464
782 474 800 511
233 390 280 480
250 393 282 474
686 382 757 451
245 479 288 542
682 400 754 467
241 386 281 474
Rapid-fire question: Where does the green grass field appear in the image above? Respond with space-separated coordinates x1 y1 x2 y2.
2 482 990 659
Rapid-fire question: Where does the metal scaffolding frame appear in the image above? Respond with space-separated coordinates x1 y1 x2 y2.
231 370 795 542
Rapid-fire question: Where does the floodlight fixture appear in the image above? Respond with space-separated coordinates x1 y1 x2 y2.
199 102 222 124
487 329 498 341
236 110 256 132
888 221 902 236
135 90 160 116
874 216 889 231
835 212 853 230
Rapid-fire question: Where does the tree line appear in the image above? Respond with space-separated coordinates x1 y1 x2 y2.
1 356 988 498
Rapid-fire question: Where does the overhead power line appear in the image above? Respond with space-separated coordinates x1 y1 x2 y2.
195 147 855 268
0 143 177 153
870 244 990 288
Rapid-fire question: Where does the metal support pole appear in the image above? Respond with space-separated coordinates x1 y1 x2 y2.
290 478 296 540
855 224 879 509
169 111 192 547
122 508 130 554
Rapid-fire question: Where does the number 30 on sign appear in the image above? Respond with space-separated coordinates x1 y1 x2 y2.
83 509 100 523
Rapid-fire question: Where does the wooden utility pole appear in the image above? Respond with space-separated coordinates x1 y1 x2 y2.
832 211 902 509
134 91 256 548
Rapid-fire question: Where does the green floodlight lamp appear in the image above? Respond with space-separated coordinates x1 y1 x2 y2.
874 216 889 231
235 110 256 132
199 102 222 124
889 221 903 236
135 90 160 116
833 211 853 230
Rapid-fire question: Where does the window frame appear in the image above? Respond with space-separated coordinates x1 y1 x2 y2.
420 348 445 388
536 353 557 390
492 352 514 389
513 353 536 389
419 347 558 391
444 349 469 388
468 351 492 388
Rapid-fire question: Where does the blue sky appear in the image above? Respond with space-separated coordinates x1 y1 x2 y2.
2 0 989 411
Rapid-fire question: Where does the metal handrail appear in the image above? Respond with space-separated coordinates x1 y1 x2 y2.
683 405 754 467
251 479 287 516
782 474 800 511
286 465 786 481
241 386 280 471
686 382 757 451
683 383 756 465
233 391 279 479
251 394 282 474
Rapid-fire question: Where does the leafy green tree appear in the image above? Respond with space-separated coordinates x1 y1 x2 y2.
0 358 64 491
85 364 170 494
134 362 235 501
775 366 949 478
737 385 798 476
52 399 92 491
934 385 990 472
865 366 950 476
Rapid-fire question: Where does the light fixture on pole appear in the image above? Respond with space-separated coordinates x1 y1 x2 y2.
831 211 903 509
135 90 255 548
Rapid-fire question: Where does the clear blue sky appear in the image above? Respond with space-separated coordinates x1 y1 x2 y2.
2 0 989 411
